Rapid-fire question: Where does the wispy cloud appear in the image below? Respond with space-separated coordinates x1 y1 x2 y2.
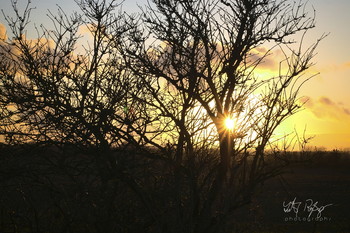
317 61 350 73
344 62 350 69
300 96 350 120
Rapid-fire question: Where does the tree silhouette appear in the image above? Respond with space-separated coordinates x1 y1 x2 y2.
0 0 160 232
124 0 324 231
0 0 324 232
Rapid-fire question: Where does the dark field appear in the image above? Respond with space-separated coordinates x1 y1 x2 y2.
232 151 350 233
1 145 349 233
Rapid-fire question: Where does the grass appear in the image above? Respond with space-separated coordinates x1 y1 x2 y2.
230 150 350 233
0 144 349 233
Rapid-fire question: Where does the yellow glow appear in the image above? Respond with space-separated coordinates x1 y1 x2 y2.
225 117 235 130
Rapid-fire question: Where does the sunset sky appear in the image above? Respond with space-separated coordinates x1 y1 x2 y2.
1 0 349 150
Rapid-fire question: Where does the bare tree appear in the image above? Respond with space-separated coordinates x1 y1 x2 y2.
0 0 152 148
0 0 324 232
123 0 325 232
0 0 163 232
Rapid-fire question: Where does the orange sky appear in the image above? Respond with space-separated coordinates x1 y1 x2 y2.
1 0 349 150
285 0 350 150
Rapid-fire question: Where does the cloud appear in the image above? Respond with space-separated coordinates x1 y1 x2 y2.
0 23 60 74
0 24 10 57
343 108 350 115
344 62 350 69
249 46 282 71
0 23 7 41
299 96 314 108
301 96 350 120
0 22 55 57
317 61 350 73
78 24 94 36
319 96 334 106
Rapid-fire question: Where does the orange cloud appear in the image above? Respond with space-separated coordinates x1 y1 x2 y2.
77 23 105 40
317 61 350 73
0 24 11 58
301 96 350 120
78 24 93 36
319 96 334 106
249 46 282 71
0 23 7 41
0 23 55 57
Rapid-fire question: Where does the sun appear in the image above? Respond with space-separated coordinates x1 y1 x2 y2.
225 117 235 130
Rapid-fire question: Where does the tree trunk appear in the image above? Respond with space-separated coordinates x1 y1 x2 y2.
219 132 232 183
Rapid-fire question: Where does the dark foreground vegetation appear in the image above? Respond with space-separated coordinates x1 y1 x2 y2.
0 143 349 233
232 150 350 233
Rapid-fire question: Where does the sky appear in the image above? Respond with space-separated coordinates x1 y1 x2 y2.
0 0 349 150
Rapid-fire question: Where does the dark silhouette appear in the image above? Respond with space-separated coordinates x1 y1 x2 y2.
0 0 329 232
122 0 325 232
